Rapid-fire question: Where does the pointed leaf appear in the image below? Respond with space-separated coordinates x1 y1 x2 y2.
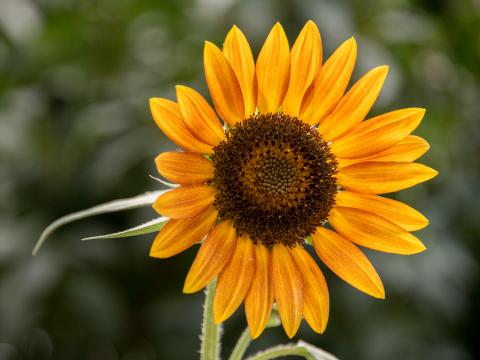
82 217 168 241
33 190 166 255
297 341 340 360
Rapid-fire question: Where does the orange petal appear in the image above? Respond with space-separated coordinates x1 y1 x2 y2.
313 227 385 298
214 235 255 323
337 135 430 168
204 41 245 125
300 37 357 125
152 185 216 219
224 26 257 117
329 207 426 254
318 66 389 141
149 98 213 154
335 191 429 231
337 162 438 194
331 108 425 159
155 152 214 185
271 244 303 338
245 244 274 339
256 23 290 113
291 246 329 333
183 220 237 293
176 85 225 146
283 20 322 117
149 207 218 258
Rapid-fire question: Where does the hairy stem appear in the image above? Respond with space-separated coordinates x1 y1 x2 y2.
200 280 222 360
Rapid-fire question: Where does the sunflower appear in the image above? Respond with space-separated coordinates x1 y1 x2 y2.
148 21 437 339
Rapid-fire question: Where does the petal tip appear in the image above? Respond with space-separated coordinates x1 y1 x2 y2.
404 239 427 255
373 284 386 299
249 327 263 340
416 242 428 254
284 327 297 339
376 65 389 77
424 166 439 180
149 97 161 108
229 24 241 34
213 310 226 324
175 84 187 92
345 36 357 48
204 41 217 52
422 218 430 228
272 21 286 33
304 19 318 30
149 248 164 259
182 282 198 294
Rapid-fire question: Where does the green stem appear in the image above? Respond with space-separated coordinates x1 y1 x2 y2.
228 310 281 360
228 327 251 360
200 280 222 360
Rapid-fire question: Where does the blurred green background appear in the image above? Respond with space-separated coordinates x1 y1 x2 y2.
1 0 479 359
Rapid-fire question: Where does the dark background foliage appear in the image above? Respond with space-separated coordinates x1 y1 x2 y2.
1 0 479 359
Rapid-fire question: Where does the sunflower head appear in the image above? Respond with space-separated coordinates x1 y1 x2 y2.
149 20 438 339
212 112 338 248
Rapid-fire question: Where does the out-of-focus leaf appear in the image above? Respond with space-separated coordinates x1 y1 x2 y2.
82 217 168 241
32 190 166 255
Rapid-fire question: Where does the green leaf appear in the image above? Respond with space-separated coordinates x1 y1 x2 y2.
245 341 338 360
149 174 179 188
32 190 167 256
82 217 168 241
297 341 339 360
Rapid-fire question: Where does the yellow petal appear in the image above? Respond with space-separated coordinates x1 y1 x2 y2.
291 246 329 333
271 244 303 338
176 85 225 146
149 207 218 258
204 41 245 125
283 20 322 117
329 207 427 254
256 23 290 113
335 191 429 231
337 162 438 194
245 244 274 339
300 37 357 125
318 66 389 141
155 152 214 185
337 135 430 168
183 220 237 293
149 98 213 154
214 235 255 323
331 108 425 159
224 26 257 117
313 227 385 298
152 185 216 219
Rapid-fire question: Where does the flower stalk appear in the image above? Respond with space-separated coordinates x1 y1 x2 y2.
200 281 222 360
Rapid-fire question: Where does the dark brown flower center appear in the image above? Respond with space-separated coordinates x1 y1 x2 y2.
211 113 338 247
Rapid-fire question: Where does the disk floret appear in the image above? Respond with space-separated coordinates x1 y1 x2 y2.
212 113 338 247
